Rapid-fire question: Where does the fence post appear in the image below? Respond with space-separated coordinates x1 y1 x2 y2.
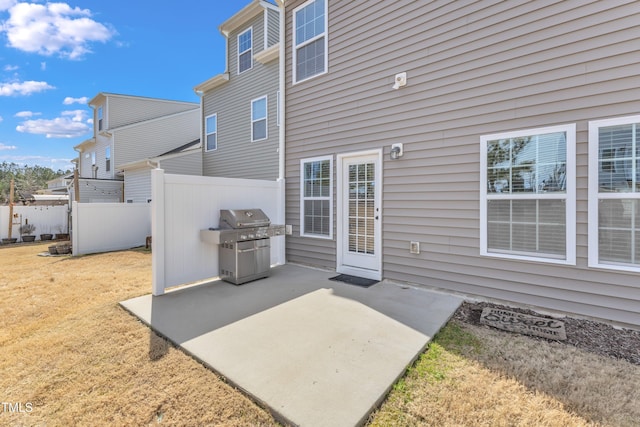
151 168 165 296
72 201 79 256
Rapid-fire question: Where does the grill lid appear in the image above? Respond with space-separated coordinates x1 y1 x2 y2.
220 209 271 229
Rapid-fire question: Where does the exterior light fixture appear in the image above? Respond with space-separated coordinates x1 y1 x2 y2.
390 143 404 160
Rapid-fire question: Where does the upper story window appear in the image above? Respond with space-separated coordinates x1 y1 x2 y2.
293 0 327 84
480 124 576 265
238 28 253 74
251 96 267 141
97 106 103 131
205 114 217 151
588 115 640 272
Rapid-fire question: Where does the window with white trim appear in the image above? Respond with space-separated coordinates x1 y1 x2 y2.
251 96 267 141
480 124 576 264
105 146 111 172
301 156 333 238
293 0 327 83
238 28 252 74
205 114 217 151
97 106 103 131
588 115 640 271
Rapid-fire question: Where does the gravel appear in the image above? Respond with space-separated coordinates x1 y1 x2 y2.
452 301 640 366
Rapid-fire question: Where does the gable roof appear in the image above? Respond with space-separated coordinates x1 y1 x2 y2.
219 0 278 37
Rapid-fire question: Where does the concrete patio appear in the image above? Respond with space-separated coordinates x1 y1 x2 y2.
120 264 463 426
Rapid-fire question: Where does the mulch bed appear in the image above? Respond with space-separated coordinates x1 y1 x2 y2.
452 301 640 366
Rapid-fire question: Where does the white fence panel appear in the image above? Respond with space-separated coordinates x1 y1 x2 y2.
72 202 151 256
0 205 69 240
152 169 285 295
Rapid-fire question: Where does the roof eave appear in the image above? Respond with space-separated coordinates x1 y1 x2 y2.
194 73 230 94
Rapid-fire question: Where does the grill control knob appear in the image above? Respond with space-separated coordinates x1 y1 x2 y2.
240 234 247 240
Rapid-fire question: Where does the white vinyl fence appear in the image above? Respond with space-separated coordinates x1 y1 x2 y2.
151 169 285 295
0 205 69 240
72 202 151 256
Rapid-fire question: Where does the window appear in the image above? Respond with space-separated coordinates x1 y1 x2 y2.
205 114 217 151
301 156 333 238
588 115 640 271
97 106 103 131
238 28 252 74
480 124 576 264
293 0 327 83
105 146 111 172
251 96 267 141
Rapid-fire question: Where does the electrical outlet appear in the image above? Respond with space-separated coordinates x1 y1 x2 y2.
285 225 293 235
410 241 420 254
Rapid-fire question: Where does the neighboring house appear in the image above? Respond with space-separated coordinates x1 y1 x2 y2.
282 0 640 327
46 172 74 194
194 0 281 181
72 93 200 202
120 139 203 203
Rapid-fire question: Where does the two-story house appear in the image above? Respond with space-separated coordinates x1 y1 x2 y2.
73 93 200 203
281 0 640 327
194 0 281 181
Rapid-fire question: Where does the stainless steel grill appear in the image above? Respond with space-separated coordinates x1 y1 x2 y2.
214 209 284 285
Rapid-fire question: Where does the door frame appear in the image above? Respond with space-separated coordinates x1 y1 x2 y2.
336 149 383 280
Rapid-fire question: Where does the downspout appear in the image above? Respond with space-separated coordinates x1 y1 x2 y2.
277 0 287 265
277 0 285 181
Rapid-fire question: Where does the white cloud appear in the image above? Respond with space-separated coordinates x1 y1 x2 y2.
3 64 19 71
0 142 17 150
16 109 90 138
63 96 88 105
0 0 17 12
40 61 46 70
0 80 54 96
2 2 115 59
14 110 40 118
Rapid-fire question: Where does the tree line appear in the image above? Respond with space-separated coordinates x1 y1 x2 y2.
0 162 71 204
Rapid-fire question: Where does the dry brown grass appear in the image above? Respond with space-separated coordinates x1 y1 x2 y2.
369 322 640 427
2 243 639 426
0 243 276 426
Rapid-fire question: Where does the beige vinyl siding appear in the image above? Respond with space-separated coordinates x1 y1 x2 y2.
113 109 200 169
202 12 279 181
284 0 640 326
107 96 198 129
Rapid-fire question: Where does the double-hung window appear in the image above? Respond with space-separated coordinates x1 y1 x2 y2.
238 28 252 74
588 115 640 271
301 156 332 238
205 114 217 151
480 124 576 264
251 96 267 141
293 0 327 83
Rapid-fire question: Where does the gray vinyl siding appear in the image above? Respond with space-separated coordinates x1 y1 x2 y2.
202 12 279 181
284 0 640 326
266 8 279 48
77 179 123 203
114 109 200 169
107 96 198 129
161 151 203 176
124 169 150 203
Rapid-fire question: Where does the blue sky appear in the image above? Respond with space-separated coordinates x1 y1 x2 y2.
0 0 252 171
